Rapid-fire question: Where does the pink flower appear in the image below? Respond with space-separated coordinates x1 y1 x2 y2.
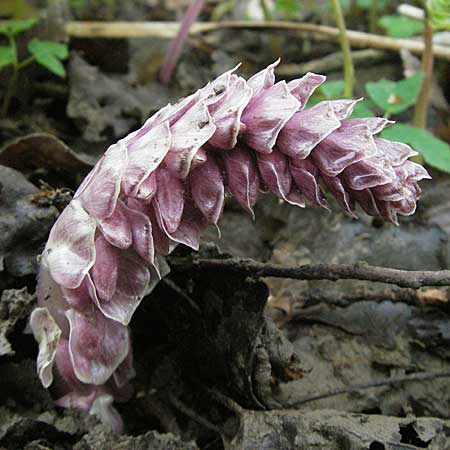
30 60 430 431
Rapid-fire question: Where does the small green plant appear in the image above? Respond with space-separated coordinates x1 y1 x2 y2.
378 15 424 38
427 0 450 29
365 72 425 118
366 74 450 173
382 123 450 174
331 0 354 97
0 19 68 116
274 0 301 16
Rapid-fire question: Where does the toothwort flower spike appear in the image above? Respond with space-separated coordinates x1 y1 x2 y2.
30 61 431 432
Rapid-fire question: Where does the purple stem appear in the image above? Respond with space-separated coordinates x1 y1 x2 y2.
159 0 206 85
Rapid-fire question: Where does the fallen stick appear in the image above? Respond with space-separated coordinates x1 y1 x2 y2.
62 20 450 61
288 286 450 309
276 49 392 77
287 370 450 407
170 257 450 289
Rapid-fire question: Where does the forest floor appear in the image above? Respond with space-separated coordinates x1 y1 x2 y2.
1 1 450 449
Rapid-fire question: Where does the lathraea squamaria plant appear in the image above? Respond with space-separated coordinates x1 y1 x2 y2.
30 60 430 433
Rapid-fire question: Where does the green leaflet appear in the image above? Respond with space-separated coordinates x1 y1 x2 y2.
27 39 68 77
427 0 450 30
366 72 424 116
382 123 450 174
378 15 424 38
0 46 15 69
0 19 36 35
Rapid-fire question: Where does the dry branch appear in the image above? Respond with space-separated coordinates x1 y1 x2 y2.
292 287 450 309
287 370 450 407
62 20 450 61
170 257 450 289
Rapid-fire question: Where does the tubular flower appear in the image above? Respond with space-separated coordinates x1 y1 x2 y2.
30 60 430 432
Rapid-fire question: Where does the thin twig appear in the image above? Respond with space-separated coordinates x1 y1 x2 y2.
169 256 450 289
413 10 434 129
287 370 450 407
61 21 450 61
204 387 244 414
169 393 222 434
161 278 201 313
369 0 378 34
158 0 205 85
289 286 450 309
259 0 282 56
331 0 354 97
277 49 393 77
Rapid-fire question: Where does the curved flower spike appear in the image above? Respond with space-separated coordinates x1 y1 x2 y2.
32 61 430 432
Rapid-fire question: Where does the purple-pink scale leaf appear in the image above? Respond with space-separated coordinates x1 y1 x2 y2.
340 117 394 135
164 99 216 178
328 99 360 121
91 235 119 303
76 142 127 220
30 307 62 388
92 251 150 326
37 263 70 334
207 76 253 149
66 305 129 385
257 150 289 197
123 199 155 267
154 200 205 251
223 146 259 216
44 199 96 289
190 155 225 224
113 343 135 389
136 171 157 202
148 206 171 255
287 72 326 107
122 121 171 197
200 66 234 109
321 174 356 217
351 188 380 216
289 158 327 208
277 101 341 159
155 168 185 234
246 59 279 94
312 123 378 177
62 275 97 311
342 158 395 191
89 392 124 434
241 81 301 153
375 138 419 167
97 200 133 250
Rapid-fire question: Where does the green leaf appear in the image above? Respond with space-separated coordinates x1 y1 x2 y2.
0 0 37 20
274 0 301 14
427 0 450 30
378 15 424 37
351 99 375 118
338 0 388 11
0 46 14 69
381 123 450 173
27 38 68 77
320 80 345 100
356 0 389 9
366 72 424 115
0 19 36 35
69 0 88 8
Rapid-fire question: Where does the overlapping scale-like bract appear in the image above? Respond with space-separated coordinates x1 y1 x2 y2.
31 60 430 432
